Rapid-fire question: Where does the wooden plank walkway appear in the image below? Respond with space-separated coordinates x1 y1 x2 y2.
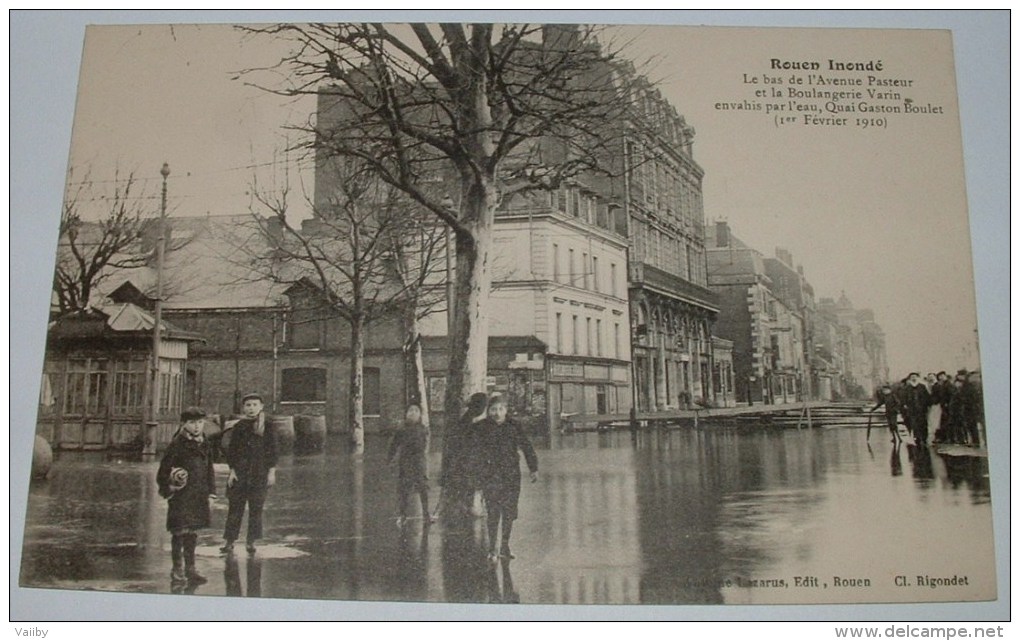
561 401 870 431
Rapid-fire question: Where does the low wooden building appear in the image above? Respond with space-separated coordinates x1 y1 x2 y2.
36 303 202 451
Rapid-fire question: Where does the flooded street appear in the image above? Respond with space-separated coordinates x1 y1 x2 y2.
19 425 996 605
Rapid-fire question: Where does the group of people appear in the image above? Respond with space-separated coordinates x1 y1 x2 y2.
155 389 539 588
870 369 984 447
156 392 277 589
387 392 539 563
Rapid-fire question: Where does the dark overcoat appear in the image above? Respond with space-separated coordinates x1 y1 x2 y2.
475 417 538 520
157 432 216 532
901 383 932 430
388 422 430 493
224 416 278 497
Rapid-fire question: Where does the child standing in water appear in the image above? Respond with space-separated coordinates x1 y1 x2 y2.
388 404 434 527
476 394 538 562
157 407 216 587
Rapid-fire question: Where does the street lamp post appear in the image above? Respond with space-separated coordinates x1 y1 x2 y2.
144 162 170 455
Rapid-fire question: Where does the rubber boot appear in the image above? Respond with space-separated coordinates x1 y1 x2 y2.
183 533 207 585
170 534 186 584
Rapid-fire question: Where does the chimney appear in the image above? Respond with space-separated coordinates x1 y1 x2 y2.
715 220 730 248
776 247 793 266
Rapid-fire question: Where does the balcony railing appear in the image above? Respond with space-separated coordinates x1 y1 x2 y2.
631 262 719 310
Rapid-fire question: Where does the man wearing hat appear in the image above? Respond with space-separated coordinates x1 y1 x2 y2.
221 392 278 554
901 372 933 446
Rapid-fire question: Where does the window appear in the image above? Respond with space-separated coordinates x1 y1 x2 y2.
596 203 609 230
614 323 621 359
555 312 563 353
552 243 560 282
586 317 592 356
112 359 146 416
569 249 576 286
282 367 327 403
288 309 323 350
571 189 581 218
363 367 381 416
158 360 184 414
582 253 589 289
596 319 603 356
571 315 579 355
610 263 618 297
592 256 599 292
64 359 108 416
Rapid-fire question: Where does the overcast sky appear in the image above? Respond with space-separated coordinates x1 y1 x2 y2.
60 20 984 378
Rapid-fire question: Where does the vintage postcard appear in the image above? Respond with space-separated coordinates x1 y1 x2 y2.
13 15 1004 617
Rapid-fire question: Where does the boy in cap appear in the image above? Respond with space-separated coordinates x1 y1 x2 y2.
157 407 216 587
388 404 434 527
221 392 278 555
475 393 538 562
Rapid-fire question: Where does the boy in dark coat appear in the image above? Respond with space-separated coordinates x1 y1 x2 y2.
388 404 434 527
870 384 902 442
476 394 538 562
157 407 216 586
221 392 277 555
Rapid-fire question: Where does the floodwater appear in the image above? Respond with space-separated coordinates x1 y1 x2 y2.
18 425 996 605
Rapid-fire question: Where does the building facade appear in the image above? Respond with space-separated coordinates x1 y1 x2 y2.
419 187 633 431
616 83 720 411
706 221 807 405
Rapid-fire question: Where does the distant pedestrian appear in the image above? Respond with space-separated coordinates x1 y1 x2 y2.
476 394 538 562
440 392 488 521
157 407 215 587
949 370 982 447
870 384 902 442
930 371 955 444
388 404 434 528
901 372 933 446
221 392 277 555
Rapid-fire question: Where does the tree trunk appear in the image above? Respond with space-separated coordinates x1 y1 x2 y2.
403 305 429 429
442 178 497 429
349 314 365 448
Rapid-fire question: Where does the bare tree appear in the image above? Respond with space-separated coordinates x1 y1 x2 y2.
240 22 654 427
53 170 153 314
242 158 445 447
53 167 200 314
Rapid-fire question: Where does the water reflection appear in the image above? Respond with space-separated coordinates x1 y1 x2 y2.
223 554 263 597
907 444 935 483
20 427 995 605
890 441 903 477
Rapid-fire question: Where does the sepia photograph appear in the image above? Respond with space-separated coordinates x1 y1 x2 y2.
10 10 1009 622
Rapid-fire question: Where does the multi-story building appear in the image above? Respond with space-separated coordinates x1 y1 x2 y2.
706 221 809 405
418 187 633 430
816 294 889 399
764 248 815 400
613 81 720 411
